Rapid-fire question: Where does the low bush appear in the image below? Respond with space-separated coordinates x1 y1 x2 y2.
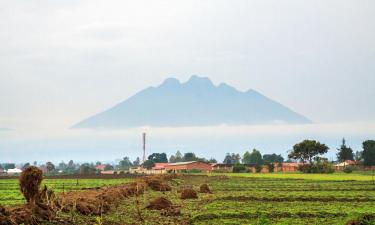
343 166 353 173
255 165 262 173
232 163 248 173
298 162 335 174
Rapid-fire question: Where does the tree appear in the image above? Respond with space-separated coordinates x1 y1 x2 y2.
354 151 363 161
363 140 375 166
22 163 30 170
4 163 15 170
169 155 177 163
95 161 101 166
223 153 241 164
143 160 155 169
104 164 114 171
46 162 55 173
336 138 354 162
242 151 251 164
148 153 168 163
58 161 67 170
133 157 140 167
175 151 183 162
248 149 263 165
223 153 232 164
288 140 329 163
80 163 96 174
263 154 284 164
208 158 217 163
183 152 198 162
119 157 133 169
68 160 75 169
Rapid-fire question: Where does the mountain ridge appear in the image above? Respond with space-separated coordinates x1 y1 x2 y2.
73 75 311 128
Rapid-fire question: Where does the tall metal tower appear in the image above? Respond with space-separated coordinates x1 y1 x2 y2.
142 132 146 163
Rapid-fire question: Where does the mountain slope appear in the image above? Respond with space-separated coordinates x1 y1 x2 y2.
73 75 311 128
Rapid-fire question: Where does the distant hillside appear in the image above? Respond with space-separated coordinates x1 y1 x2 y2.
73 75 311 128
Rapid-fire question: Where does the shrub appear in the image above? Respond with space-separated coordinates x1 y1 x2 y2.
232 163 248 173
255 165 262 173
298 162 335 174
188 169 202 173
267 163 275 173
343 166 353 173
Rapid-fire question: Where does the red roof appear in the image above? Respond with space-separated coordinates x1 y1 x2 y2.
345 160 356 165
95 165 106 171
152 163 169 170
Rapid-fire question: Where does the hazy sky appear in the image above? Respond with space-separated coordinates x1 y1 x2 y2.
1 0 374 130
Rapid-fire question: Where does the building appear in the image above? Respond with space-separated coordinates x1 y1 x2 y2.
277 163 302 172
6 168 23 175
165 161 212 173
211 163 234 172
95 164 106 171
151 163 168 174
335 160 357 171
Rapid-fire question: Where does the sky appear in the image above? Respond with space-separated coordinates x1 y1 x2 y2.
0 0 374 163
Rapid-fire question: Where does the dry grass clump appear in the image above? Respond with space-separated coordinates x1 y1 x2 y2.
180 188 198 199
199 184 212 193
19 166 43 204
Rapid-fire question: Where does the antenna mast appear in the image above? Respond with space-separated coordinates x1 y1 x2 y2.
142 132 146 163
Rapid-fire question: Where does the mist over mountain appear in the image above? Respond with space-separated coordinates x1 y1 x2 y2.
73 76 311 128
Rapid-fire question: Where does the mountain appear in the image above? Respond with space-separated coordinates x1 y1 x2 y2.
73 75 311 128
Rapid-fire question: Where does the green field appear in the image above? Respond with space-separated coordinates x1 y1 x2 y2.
0 178 132 205
1 173 375 224
98 173 375 224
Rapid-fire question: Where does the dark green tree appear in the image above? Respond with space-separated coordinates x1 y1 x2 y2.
242 151 252 164
119 157 133 169
249 149 263 165
263 154 284 164
22 163 31 170
4 163 15 170
183 152 198 162
148 153 168 163
143 160 155 169
363 140 375 166
104 164 114 171
288 140 329 163
336 138 354 162
223 153 241 164
80 163 96 174
133 157 140 167
46 162 55 173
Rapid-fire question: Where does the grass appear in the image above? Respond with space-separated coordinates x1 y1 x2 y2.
1 173 375 224
214 172 375 181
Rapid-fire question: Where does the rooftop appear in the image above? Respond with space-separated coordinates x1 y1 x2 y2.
166 161 197 166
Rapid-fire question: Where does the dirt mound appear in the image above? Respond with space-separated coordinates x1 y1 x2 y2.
0 205 12 225
180 188 198 199
144 178 172 192
146 197 173 210
59 181 147 216
199 184 212 193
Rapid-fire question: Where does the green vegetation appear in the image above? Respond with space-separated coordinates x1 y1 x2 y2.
1 173 375 224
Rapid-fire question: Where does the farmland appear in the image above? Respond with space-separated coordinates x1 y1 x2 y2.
0 176 133 205
1 173 375 224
